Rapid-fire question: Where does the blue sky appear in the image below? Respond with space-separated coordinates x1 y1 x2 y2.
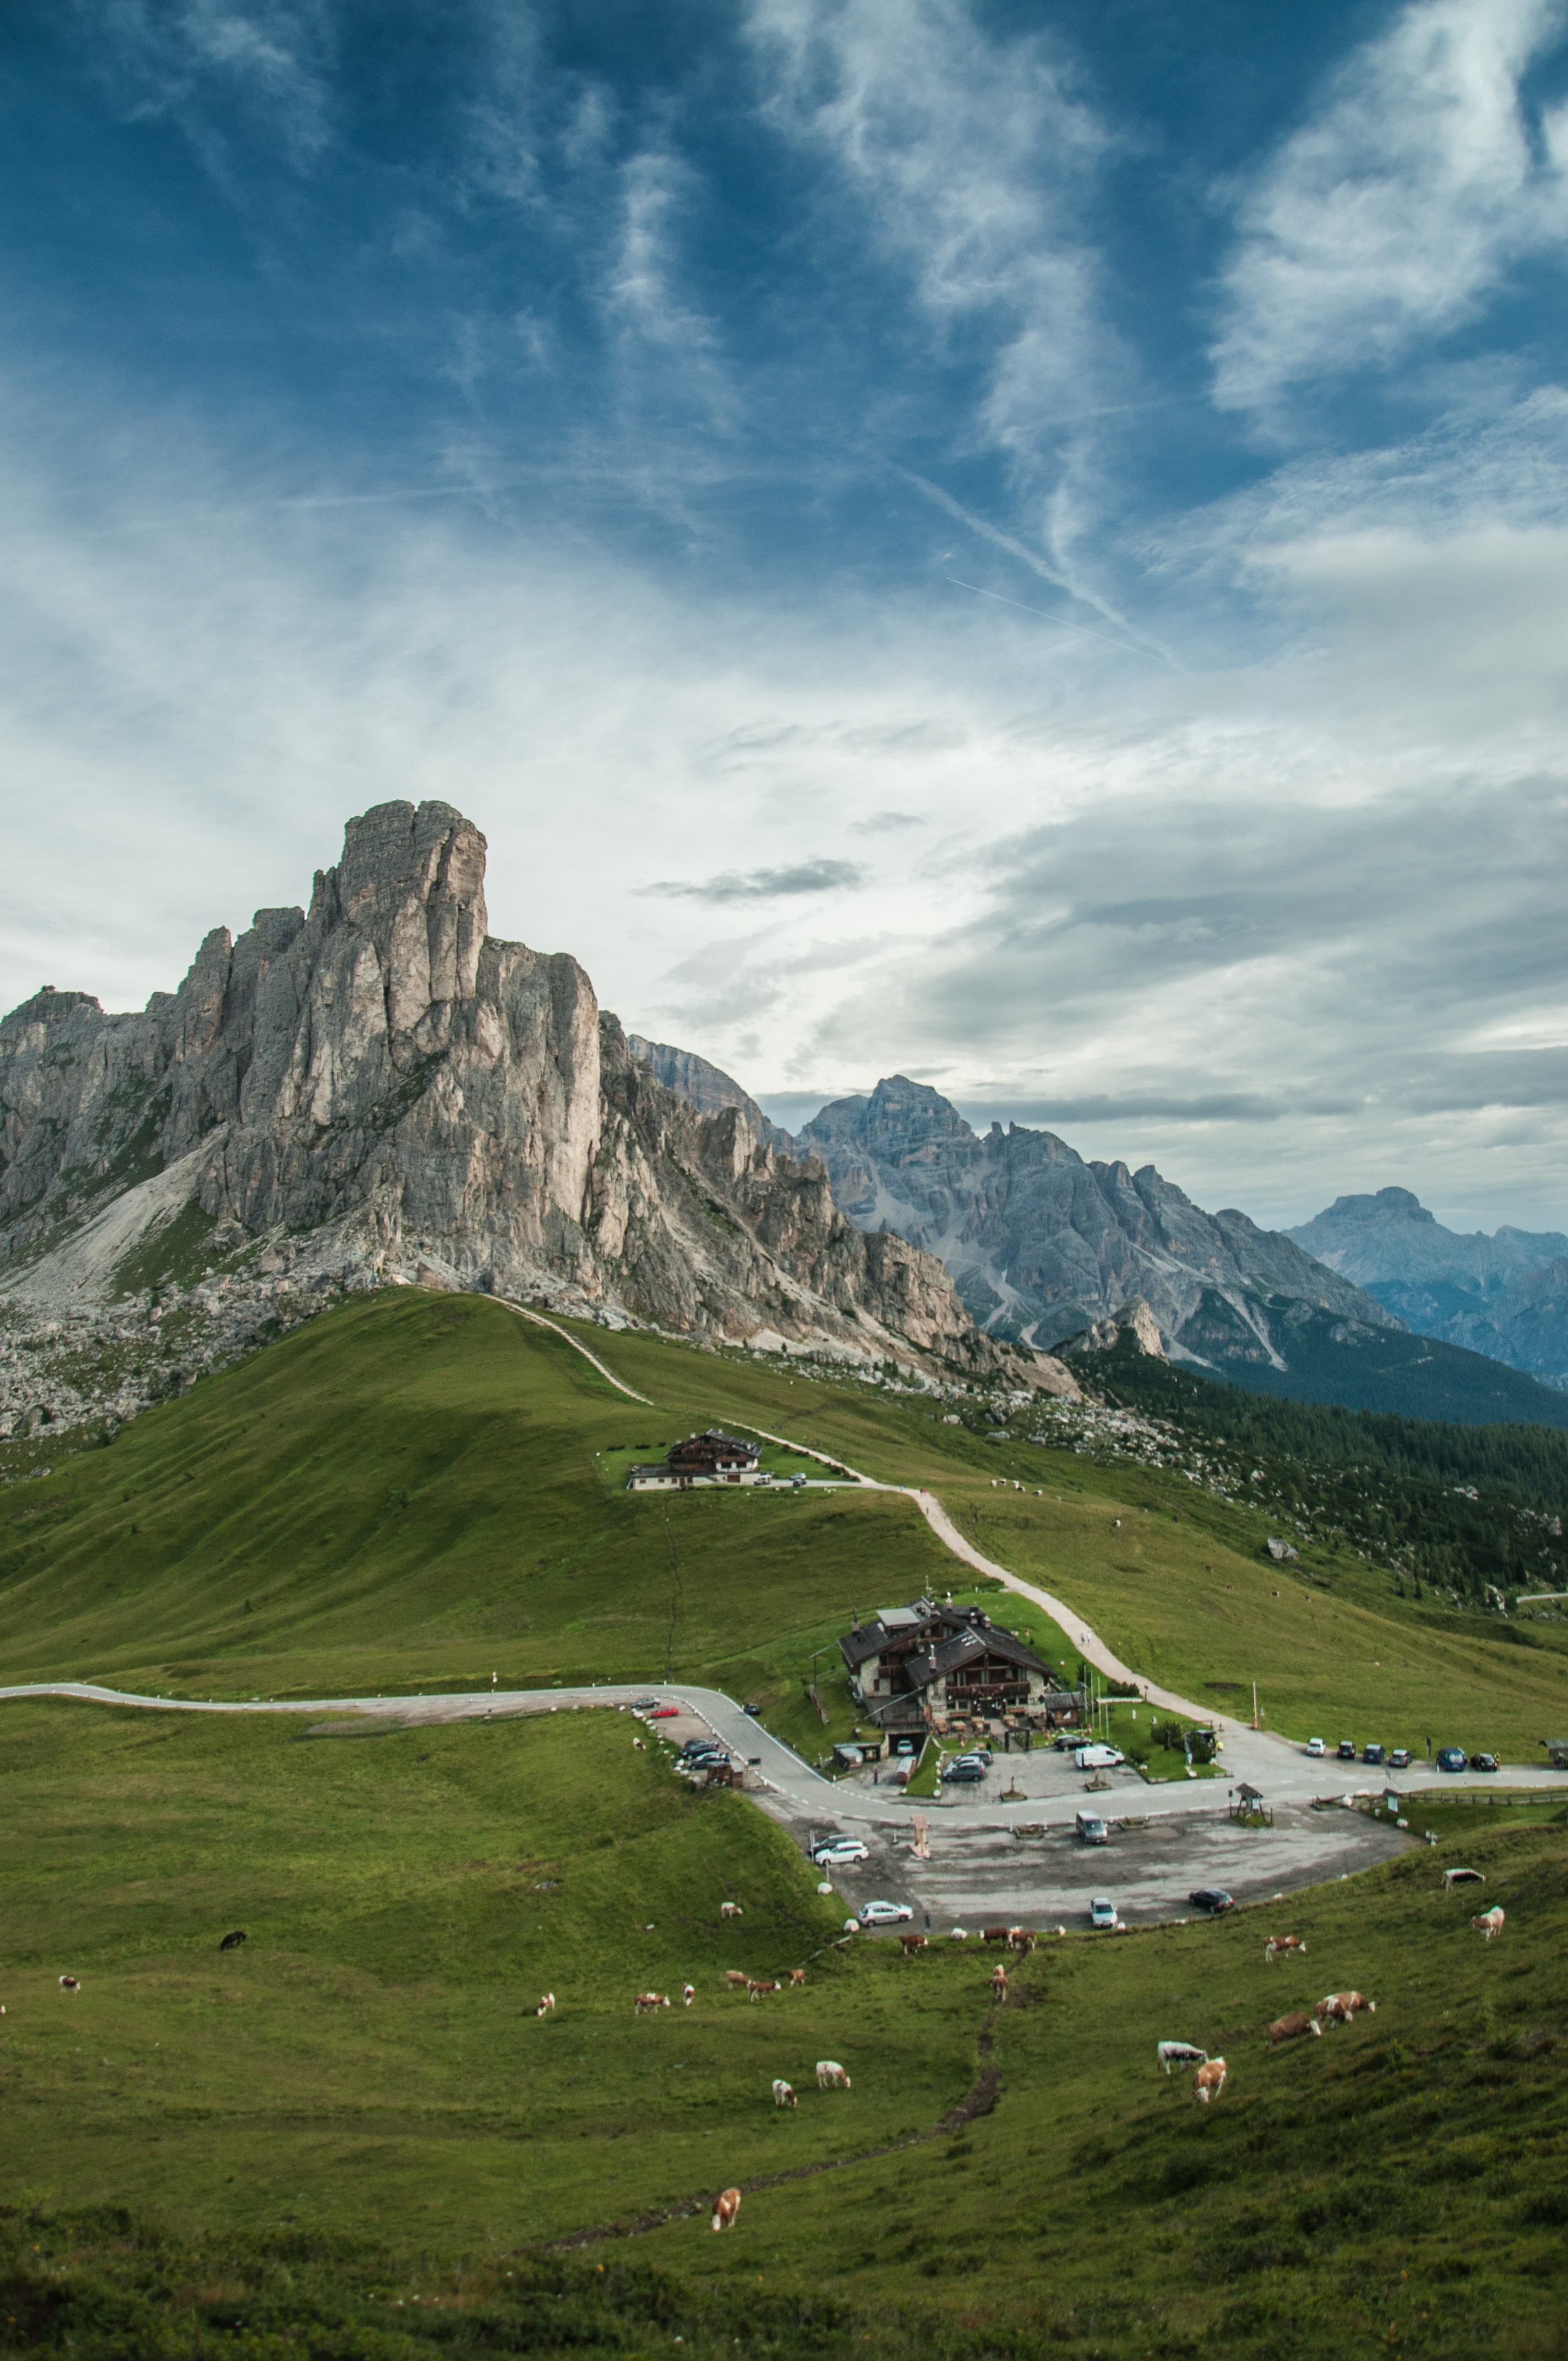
4 0 1568 1231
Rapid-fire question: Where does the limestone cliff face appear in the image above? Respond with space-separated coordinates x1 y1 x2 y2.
0 801 1010 1374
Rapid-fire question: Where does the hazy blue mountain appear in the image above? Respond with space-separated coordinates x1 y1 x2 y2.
1288 1189 1568 1392
796 1075 1391 1364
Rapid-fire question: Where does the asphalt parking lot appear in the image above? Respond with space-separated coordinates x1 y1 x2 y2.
783 1797 1412 1933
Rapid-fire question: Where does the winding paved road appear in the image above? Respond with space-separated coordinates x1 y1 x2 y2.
5 1324 1560 1822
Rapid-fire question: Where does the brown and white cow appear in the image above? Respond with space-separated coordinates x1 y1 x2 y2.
815 2060 851 2090
746 1979 779 2002
634 1992 671 2014
711 2186 742 2232
1473 1906 1506 1942
1193 2058 1228 2104
681 1984 695 2008
1441 1867 1484 1891
982 1926 1011 1947
989 1963 1009 2000
1315 1990 1376 2026
1264 1935 1306 1963
787 1968 807 1987
58 1975 80 1994
1266 2010 1322 2047
771 2079 797 2108
722 1970 750 1989
535 1992 556 2017
897 1933 928 1957
1009 1928 1036 1955
720 1901 744 1919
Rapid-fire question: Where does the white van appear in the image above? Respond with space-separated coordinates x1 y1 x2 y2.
1075 1809 1109 1845
1075 1744 1125 1770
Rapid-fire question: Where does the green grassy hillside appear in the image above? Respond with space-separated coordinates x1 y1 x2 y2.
1 1699 1564 2358
4 1288 1567 1762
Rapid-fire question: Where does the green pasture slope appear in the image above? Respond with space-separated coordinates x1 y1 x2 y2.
3 1287 1567 1763
1 1701 1566 2359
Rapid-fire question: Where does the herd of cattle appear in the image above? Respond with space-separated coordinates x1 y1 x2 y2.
31 1863 1509 2237
1153 1872 1504 2106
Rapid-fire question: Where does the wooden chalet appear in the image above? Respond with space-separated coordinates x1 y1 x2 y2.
840 1599 1079 1729
627 1428 765 1491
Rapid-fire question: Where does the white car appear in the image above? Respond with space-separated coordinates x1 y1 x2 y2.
1089 1897 1119 1930
812 1838 870 1866
858 1900 915 1926
1075 1744 1125 1770
1305 1737 1326 1758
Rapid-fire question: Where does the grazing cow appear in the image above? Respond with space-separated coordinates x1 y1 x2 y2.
746 1979 779 2002
58 1975 80 1994
711 2187 742 2233
815 2060 851 2090
720 1901 743 1919
1266 2010 1322 2047
1264 1936 1306 1963
1442 1868 1485 1891
634 1992 671 2015
1193 2058 1228 2105
631 1738 645 1750
1473 1906 1506 1942
898 1933 928 1957
722 1970 750 1989
535 1992 556 2017
218 1930 247 1952
1157 2041 1208 2076
1316 1990 1376 2026
787 1968 806 1987
950 1928 968 1940
989 1964 1009 1999
1006 1925 1034 1954
681 1984 695 2008
771 2079 797 2109
982 1926 1011 1947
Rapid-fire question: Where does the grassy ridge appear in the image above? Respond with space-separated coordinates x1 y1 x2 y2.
2 1698 1565 2356
3 1288 1566 1758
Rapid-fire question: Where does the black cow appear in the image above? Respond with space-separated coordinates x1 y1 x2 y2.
219 1930 248 1952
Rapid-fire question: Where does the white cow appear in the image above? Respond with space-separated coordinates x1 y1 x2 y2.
771 2079 797 2108
815 2060 851 2090
1473 1907 1506 1942
1157 2040 1207 2076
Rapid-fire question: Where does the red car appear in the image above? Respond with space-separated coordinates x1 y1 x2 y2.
646 1705 680 1720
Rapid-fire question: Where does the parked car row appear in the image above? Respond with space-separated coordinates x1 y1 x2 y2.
1305 1736 1498 1772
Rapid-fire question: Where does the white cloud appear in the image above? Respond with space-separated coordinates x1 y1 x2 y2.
94 0 336 174
1213 0 1568 417
747 0 1128 589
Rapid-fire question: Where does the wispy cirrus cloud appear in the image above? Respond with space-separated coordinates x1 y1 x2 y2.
642 857 866 903
746 0 1127 587
1213 0 1568 419
91 0 337 174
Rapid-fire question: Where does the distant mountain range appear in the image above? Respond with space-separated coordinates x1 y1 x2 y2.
1287 1187 1568 1394
628 1054 1568 1431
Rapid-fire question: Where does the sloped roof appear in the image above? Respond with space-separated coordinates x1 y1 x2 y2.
903 1624 1050 1691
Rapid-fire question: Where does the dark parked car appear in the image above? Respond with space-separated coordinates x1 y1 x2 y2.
1469 1752 1499 1773
1188 1887 1234 1914
1436 1745 1468 1773
1363 1742 1385 1766
1337 1740 1357 1760
941 1760 987 1785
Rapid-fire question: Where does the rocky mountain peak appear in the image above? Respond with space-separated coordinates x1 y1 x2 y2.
1 802 1025 1414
